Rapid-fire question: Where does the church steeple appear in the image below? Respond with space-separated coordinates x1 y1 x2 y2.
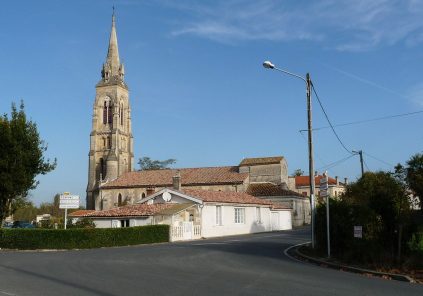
87 11 134 210
100 10 125 85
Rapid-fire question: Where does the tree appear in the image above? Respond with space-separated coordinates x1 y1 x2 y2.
291 169 304 177
0 102 56 224
405 153 423 211
340 171 410 262
138 157 176 170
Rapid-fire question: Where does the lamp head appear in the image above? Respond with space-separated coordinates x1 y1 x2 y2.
263 60 275 69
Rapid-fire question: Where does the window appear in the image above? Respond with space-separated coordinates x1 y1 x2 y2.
142 193 146 199
118 194 123 206
108 104 113 125
120 103 124 126
216 206 222 225
103 100 113 125
107 137 112 149
256 207 261 223
120 219 129 227
103 101 107 124
99 158 105 179
234 208 245 224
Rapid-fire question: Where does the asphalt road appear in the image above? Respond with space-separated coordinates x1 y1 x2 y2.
0 227 422 296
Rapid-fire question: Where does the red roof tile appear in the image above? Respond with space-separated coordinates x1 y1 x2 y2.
295 175 338 187
181 189 272 205
69 210 96 217
102 166 248 189
239 156 283 166
82 204 176 218
247 183 304 197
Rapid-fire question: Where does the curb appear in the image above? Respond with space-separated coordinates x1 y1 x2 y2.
292 244 415 283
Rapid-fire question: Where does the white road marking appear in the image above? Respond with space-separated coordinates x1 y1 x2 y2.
0 290 16 296
283 241 311 263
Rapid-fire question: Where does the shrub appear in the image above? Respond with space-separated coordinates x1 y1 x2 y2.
0 225 169 250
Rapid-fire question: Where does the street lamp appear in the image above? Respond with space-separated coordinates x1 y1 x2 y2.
262 60 316 248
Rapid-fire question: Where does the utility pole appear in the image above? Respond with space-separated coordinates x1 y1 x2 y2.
306 73 316 249
262 61 316 249
353 150 364 177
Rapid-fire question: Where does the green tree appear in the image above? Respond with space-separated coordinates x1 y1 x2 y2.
405 153 423 211
138 157 176 170
0 102 56 224
291 169 304 176
333 172 410 259
12 200 38 222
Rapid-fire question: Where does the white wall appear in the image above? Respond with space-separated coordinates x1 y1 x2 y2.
93 217 152 228
201 204 273 238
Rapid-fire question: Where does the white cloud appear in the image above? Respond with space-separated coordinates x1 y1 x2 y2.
163 0 423 51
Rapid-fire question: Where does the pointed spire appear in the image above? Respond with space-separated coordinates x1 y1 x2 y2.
105 8 120 77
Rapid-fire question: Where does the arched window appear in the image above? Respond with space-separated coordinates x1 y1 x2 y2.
120 103 124 126
108 104 113 125
99 158 104 179
103 101 107 124
118 194 122 206
107 137 112 149
103 138 106 148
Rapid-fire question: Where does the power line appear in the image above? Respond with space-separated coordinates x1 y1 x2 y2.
363 159 370 171
317 154 356 171
311 82 353 155
300 110 423 132
299 130 330 169
363 152 394 168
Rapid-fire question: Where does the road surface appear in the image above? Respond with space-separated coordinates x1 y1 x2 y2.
0 227 422 295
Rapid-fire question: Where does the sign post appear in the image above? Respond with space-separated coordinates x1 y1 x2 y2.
320 172 330 257
59 193 80 229
354 226 363 238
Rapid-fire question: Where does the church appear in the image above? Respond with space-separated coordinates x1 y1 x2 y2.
85 13 310 229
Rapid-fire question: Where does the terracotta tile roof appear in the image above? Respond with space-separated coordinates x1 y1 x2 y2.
69 210 96 217
239 156 283 166
102 166 248 189
295 175 338 187
81 204 176 218
181 189 272 205
247 183 304 197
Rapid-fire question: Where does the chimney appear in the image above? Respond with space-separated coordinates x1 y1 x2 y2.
173 170 181 191
335 176 339 185
146 187 155 196
344 177 348 185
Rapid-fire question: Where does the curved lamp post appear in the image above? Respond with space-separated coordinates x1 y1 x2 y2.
263 60 316 248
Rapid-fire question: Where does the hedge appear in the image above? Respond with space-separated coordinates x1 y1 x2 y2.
0 225 169 250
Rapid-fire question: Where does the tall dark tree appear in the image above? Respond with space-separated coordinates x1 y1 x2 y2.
138 157 176 170
405 153 423 211
0 102 56 224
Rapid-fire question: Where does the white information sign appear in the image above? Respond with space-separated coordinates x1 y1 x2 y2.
320 175 329 198
354 226 363 238
59 195 80 209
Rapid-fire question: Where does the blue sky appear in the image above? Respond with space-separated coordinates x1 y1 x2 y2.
1 0 422 206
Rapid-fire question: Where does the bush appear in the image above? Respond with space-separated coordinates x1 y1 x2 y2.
0 225 169 250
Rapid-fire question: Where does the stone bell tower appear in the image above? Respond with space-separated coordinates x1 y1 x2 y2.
86 12 134 210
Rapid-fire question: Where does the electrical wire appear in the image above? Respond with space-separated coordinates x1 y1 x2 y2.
363 159 370 171
311 82 353 155
300 110 423 132
363 152 394 168
317 154 356 171
299 130 330 169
